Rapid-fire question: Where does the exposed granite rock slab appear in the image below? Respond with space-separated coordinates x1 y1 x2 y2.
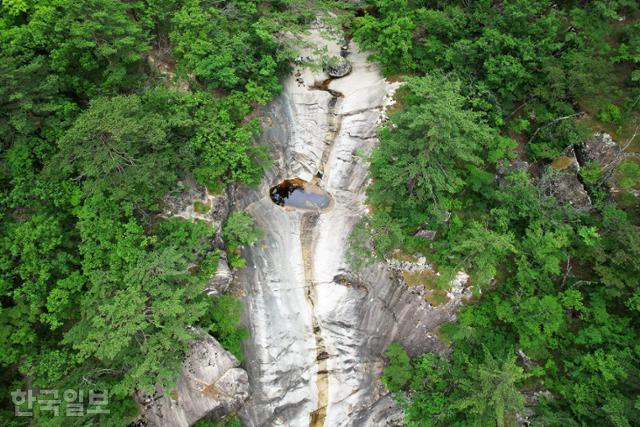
138 334 249 427
232 26 473 427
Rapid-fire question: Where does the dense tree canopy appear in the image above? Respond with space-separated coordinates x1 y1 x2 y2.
0 0 304 424
2 0 640 425
347 0 640 425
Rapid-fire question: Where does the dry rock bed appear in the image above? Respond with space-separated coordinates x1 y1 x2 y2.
230 25 472 427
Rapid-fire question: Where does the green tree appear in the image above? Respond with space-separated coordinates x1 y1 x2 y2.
367 74 496 249
171 0 292 99
55 95 178 205
4 0 149 96
381 342 412 392
455 349 528 427
223 212 262 251
222 211 262 268
201 295 248 362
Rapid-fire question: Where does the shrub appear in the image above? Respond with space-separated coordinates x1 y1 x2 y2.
598 103 622 124
193 200 211 214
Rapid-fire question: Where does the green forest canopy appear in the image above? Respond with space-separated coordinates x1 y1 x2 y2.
0 0 313 424
1 0 640 426
345 0 640 426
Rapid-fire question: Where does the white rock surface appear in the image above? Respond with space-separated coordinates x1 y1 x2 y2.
233 26 470 427
138 333 249 427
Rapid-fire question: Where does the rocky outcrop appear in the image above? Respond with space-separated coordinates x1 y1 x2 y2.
162 177 229 233
138 334 249 427
326 56 352 78
232 25 472 427
576 132 623 187
150 181 242 426
205 252 233 295
541 147 591 210
414 229 437 240
497 160 529 186
162 177 233 293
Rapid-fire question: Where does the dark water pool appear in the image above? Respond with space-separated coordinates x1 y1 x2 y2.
269 178 332 211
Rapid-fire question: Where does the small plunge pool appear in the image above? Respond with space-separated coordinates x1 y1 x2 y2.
269 178 332 211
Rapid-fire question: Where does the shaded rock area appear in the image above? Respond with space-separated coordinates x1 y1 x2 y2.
137 333 249 427
205 252 233 295
497 160 529 186
414 229 437 240
147 42 191 92
538 133 628 211
326 56 352 78
541 147 592 210
576 132 623 187
516 389 554 426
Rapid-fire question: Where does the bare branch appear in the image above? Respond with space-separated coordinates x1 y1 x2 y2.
528 112 585 144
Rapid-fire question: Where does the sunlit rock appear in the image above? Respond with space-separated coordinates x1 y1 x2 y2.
232 24 466 427
137 333 248 427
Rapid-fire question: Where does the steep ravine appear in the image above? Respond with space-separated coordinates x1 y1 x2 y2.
231 26 471 427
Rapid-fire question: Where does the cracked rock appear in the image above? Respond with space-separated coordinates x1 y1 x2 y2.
540 147 591 210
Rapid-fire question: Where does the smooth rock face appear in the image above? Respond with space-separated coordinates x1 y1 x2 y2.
138 333 249 427
233 27 470 427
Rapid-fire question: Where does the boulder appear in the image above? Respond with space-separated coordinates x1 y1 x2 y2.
137 333 249 427
205 252 233 295
540 147 591 210
326 56 352 78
